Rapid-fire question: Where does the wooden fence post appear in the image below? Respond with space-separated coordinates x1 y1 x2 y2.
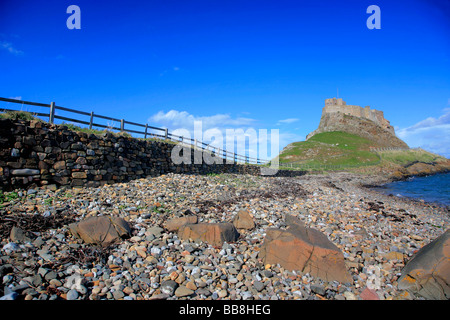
164 128 168 140
120 119 124 132
144 124 148 139
49 102 55 124
89 111 94 130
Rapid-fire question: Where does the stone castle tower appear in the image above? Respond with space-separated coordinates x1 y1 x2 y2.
306 98 408 148
322 98 395 135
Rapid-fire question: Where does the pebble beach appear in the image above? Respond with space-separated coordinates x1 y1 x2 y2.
1 171 448 301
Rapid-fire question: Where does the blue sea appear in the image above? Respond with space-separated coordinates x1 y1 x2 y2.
379 172 450 207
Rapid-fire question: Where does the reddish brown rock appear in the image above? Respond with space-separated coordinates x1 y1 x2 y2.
259 214 352 283
178 223 239 247
165 216 198 232
69 216 131 246
233 209 255 230
398 229 449 300
360 287 380 300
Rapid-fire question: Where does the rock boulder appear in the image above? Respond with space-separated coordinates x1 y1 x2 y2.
233 209 255 230
69 216 131 246
178 223 239 247
259 214 352 283
165 216 198 232
398 229 449 299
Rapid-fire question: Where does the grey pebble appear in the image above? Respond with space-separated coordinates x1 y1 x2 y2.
66 289 79 300
113 290 125 300
254 281 265 292
160 280 178 296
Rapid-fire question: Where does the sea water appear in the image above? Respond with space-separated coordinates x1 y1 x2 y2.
380 172 450 206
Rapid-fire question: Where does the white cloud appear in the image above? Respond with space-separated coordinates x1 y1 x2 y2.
277 118 299 125
397 108 450 158
148 109 303 161
0 41 23 56
149 109 256 131
9 96 22 100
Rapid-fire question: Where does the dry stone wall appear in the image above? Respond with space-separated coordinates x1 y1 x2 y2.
0 119 301 191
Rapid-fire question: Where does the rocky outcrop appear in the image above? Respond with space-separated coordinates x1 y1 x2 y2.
178 223 240 247
398 229 449 300
389 160 450 180
259 214 352 283
404 161 450 177
307 112 408 148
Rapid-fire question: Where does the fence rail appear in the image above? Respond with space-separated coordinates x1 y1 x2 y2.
0 96 269 165
370 147 410 153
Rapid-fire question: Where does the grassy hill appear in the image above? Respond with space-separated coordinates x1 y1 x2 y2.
276 131 449 176
278 131 381 167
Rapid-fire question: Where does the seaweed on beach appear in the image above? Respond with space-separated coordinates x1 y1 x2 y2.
0 209 77 240
58 244 113 266
195 178 309 214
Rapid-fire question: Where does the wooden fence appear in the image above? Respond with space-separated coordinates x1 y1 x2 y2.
0 97 269 165
370 147 410 153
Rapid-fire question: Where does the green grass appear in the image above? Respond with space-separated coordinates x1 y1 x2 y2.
60 122 107 136
379 149 446 165
0 110 41 121
278 131 380 167
308 131 375 150
0 191 19 204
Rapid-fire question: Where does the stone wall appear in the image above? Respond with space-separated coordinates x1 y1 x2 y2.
0 119 302 191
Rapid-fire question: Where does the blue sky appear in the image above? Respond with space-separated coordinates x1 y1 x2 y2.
1 0 449 158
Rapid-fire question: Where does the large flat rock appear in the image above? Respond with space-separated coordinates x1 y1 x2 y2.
259 214 352 283
69 216 131 246
178 223 239 247
165 216 198 232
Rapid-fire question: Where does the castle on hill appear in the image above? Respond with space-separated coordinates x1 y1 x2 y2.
306 98 408 148
322 98 395 135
